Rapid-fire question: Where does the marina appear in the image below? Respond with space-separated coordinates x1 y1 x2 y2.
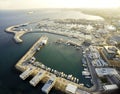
15 35 91 94
1 9 120 94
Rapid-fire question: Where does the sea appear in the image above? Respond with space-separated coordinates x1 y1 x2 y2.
0 9 103 94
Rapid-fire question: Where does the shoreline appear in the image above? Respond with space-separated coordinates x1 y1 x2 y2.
5 22 84 43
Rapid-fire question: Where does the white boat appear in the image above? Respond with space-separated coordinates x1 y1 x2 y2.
84 68 88 71
82 71 90 76
85 76 91 78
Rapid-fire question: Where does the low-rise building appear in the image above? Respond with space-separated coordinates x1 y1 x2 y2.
95 68 118 77
100 46 120 67
65 84 77 94
103 84 118 91
102 46 119 59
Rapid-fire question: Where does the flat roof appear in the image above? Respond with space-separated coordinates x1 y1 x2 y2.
66 84 77 94
103 84 118 90
104 46 119 54
95 68 118 77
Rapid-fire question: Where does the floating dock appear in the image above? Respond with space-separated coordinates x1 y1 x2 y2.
30 70 46 87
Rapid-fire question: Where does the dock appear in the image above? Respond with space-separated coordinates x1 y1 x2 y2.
30 70 46 87
15 36 48 70
41 75 57 94
20 66 36 80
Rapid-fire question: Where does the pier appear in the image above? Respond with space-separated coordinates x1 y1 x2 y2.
20 66 36 80
30 70 46 87
42 75 57 94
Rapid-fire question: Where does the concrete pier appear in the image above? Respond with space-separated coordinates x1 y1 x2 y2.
42 75 57 94
30 70 46 87
20 66 36 80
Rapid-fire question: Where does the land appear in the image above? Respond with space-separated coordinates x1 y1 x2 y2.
6 9 120 94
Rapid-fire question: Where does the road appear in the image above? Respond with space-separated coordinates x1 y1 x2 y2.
85 54 103 92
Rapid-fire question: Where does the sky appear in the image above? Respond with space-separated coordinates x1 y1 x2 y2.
0 0 120 10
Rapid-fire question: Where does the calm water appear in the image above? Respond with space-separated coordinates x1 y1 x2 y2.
34 33 92 86
0 9 99 94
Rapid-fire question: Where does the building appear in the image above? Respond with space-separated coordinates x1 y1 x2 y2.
65 84 77 94
40 39 48 46
95 68 118 77
106 25 116 32
102 46 119 59
100 46 120 67
102 46 120 61
103 84 118 91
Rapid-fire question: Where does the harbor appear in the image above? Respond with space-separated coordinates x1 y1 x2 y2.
1 9 120 94
15 35 91 94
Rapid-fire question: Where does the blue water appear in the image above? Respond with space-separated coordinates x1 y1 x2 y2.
0 9 94 94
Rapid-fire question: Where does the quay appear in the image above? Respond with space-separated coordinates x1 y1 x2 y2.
15 35 91 94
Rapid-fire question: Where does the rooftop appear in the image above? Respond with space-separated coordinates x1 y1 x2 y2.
95 68 118 77
66 84 77 94
104 46 120 54
103 84 118 90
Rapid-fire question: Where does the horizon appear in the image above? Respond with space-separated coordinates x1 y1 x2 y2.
0 0 120 10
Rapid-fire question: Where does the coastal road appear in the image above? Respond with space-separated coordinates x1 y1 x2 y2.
85 55 103 92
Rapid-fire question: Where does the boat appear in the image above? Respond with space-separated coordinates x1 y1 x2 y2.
76 47 80 50
86 84 90 88
82 64 87 67
76 79 79 83
84 68 88 71
82 71 90 76
82 58 86 64
85 76 91 79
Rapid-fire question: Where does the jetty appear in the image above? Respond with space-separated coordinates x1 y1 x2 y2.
5 23 29 43
42 75 57 94
30 70 46 87
20 66 36 80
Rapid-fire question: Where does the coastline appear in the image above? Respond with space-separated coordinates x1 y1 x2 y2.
5 21 84 43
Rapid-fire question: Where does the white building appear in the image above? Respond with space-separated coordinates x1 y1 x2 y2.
103 84 118 91
106 25 116 32
102 46 120 59
66 84 77 94
95 68 118 77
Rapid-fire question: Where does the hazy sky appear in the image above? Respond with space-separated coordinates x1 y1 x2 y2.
0 0 120 10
